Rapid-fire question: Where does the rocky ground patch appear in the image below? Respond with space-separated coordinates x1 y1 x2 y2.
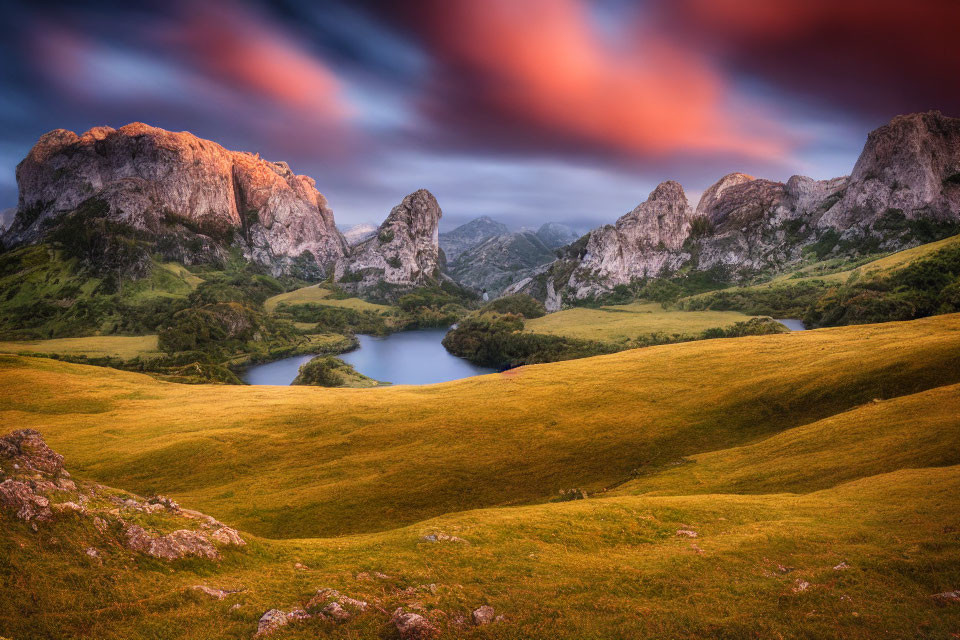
0 429 245 561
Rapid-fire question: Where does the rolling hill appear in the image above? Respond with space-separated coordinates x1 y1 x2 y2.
2 314 960 638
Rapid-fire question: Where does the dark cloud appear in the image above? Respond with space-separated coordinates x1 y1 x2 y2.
652 0 960 119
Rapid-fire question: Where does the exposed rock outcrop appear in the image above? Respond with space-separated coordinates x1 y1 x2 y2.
3 123 347 276
340 189 443 292
471 605 496 625
554 181 693 300
0 429 245 561
124 525 220 560
819 111 960 231
506 112 960 305
392 608 439 639
694 172 756 223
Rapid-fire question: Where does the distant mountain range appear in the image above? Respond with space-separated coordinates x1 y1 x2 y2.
440 218 579 295
339 223 377 246
2 113 958 309
508 111 960 308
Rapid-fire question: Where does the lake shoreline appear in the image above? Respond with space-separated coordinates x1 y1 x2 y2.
242 326 495 386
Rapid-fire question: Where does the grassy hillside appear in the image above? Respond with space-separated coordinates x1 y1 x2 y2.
0 335 160 359
524 301 761 342
3 314 959 540
614 382 960 496
3 463 958 640
3 341 960 637
681 232 960 326
264 284 391 313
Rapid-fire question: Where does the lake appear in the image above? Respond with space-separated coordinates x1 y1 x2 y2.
242 327 495 386
775 318 807 331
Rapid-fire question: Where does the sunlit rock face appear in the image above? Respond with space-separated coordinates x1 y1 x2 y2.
341 189 444 291
563 180 692 298
5 123 347 275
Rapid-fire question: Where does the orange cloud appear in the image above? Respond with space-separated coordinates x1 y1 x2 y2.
414 0 790 160
168 0 349 120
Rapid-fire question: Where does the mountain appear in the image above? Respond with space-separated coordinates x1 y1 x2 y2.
535 222 579 249
818 111 960 230
0 123 452 294
439 216 509 261
340 189 444 293
339 223 377 246
2 123 347 276
507 111 960 306
448 231 556 295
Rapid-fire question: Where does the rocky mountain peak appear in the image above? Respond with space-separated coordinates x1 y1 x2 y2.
439 216 510 261
5 122 347 276
342 189 443 290
695 172 756 222
648 180 687 203
819 110 960 230
534 222 579 249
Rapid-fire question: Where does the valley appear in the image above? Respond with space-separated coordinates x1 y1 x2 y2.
0 111 959 639
1 313 959 638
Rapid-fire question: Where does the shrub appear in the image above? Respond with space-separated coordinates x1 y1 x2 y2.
442 312 614 368
481 294 546 319
700 317 789 339
275 303 389 335
158 302 265 353
688 215 714 238
291 356 346 387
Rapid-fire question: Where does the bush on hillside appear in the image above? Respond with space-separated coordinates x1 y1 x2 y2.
158 302 267 353
275 303 389 335
700 317 789 339
442 312 614 369
804 244 960 327
481 294 546 319
188 273 286 307
291 356 356 387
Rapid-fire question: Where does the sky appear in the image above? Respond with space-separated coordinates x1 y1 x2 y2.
1 0 958 233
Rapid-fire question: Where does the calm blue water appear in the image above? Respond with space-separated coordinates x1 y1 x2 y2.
775 318 807 331
242 328 495 386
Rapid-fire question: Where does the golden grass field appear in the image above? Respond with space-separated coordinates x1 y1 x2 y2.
752 232 960 288
523 301 758 341
264 285 390 313
0 335 160 359
2 314 959 638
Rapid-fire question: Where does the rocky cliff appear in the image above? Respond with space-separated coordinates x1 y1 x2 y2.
818 111 960 231
2 123 348 276
507 112 960 305
557 181 692 299
340 189 443 292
